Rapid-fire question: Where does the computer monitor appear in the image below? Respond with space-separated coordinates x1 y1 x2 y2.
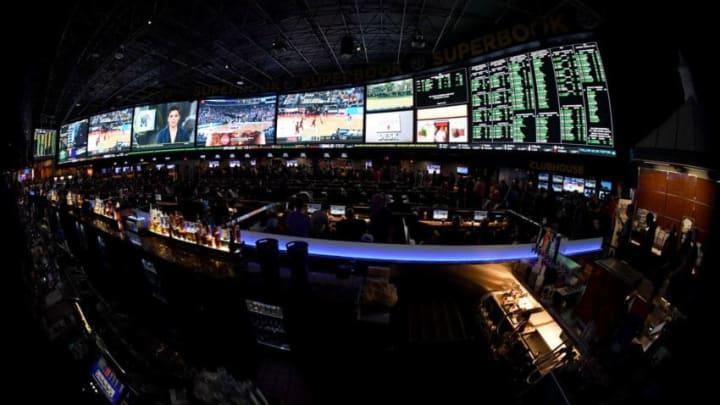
432 209 449 220
307 203 321 213
474 210 488 221
456 166 468 175
330 205 346 216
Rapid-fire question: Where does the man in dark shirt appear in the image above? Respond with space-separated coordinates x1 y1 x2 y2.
336 207 366 241
286 198 310 237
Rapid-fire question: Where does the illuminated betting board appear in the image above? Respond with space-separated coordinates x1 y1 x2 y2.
469 42 614 155
33 128 56 159
414 68 468 107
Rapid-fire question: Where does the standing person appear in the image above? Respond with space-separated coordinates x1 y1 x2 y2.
156 106 190 144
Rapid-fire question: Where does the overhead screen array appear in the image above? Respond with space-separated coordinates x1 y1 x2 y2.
52 42 614 164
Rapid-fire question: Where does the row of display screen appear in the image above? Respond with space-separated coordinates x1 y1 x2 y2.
36 42 614 163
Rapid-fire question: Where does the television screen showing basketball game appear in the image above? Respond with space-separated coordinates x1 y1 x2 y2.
197 96 276 147
87 108 133 157
276 87 364 144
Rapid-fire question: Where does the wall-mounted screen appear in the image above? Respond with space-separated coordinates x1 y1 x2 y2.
470 42 614 156
58 119 88 163
562 177 585 193
414 68 468 107
229 160 241 168
197 96 276 147
33 128 56 159
286 159 298 167
538 172 549 181
426 164 441 174
365 110 414 143
132 101 197 150
416 105 468 143
276 87 364 144
307 203 321 213
87 108 133 157
456 166 468 175
90 356 125 405
367 78 413 111
432 209 449 220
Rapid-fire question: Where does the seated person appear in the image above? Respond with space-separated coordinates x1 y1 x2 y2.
336 207 367 241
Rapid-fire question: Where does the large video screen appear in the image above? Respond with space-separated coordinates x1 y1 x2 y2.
366 78 414 143
197 96 276 147
366 110 414 143
58 119 88 163
33 128 56 159
414 68 468 107
276 87 364 144
367 78 413 111
469 42 614 156
132 101 197 150
416 105 468 143
87 108 133 157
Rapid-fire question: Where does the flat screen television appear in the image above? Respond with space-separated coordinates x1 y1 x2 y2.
538 172 550 182
87 108 133 157
365 110 414 143
330 205 346 216
432 209 449 220
367 78 414 111
562 177 585 193
538 181 549 190
306 203 321 213
469 42 615 157
33 128 57 159
286 159 298 167
276 87 364 144
229 160 240 168
208 160 220 168
584 179 597 188
197 96 276 147
456 166 469 175
58 118 89 163
365 160 373 169
416 105 468 143
132 100 197 150
427 164 441 174
414 68 468 107
89 356 125 405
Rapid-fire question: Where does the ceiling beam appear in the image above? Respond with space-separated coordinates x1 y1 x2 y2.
299 0 344 73
249 0 319 74
432 0 460 53
396 0 407 64
353 0 369 63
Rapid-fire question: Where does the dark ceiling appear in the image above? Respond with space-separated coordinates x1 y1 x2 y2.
28 0 616 125
5 0 712 169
